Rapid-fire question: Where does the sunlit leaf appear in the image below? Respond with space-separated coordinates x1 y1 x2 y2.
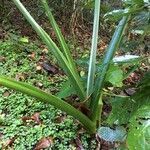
122 0 144 6
113 55 140 63
19 37 29 43
98 126 126 142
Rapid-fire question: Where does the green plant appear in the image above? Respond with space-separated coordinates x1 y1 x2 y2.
0 40 98 149
0 0 149 148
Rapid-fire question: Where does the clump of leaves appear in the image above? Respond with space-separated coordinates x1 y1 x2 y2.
0 0 149 149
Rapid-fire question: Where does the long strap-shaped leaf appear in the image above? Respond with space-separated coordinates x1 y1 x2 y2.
0 76 96 133
87 0 101 97
90 16 130 122
41 0 79 75
13 0 85 100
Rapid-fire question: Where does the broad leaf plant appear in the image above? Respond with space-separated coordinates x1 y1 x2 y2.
0 0 149 148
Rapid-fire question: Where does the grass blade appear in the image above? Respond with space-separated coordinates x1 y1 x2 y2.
41 0 78 73
86 0 101 97
0 76 96 133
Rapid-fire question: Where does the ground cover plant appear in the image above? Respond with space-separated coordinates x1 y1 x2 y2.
0 0 150 149
0 35 98 149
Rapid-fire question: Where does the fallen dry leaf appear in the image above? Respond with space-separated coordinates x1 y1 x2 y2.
15 73 27 81
75 137 84 150
42 62 57 74
22 113 41 125
28 52 35 60
0 56 6 62
42 48 48 54
22 116 31 123
36 65 42 72
2 136 16 148
0 133 3 139
31 112 41 125
124 88 136 96
34 137 53 150
3 91 10 97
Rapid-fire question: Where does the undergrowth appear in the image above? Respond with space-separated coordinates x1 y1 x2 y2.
0 35 96 149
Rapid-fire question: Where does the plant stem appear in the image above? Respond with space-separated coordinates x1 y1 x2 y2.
90 16 130 122
0 76 96 133
86 0 101 97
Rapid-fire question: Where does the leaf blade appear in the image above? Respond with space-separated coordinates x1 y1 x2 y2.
12 0 85 100
0 76 95 133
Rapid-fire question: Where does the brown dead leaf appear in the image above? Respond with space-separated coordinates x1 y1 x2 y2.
36 82 43 88
34 137 53 150
0 133 3 139
28 52 35 60
22 113 41 125
124 88 136 96
42 62 57 74
74 103 91 116
42 48 48 54
3 91 10 97
31 112 41 125
2 136 16 148
75 137 84 150
15 73 27 81
36 65 42 72
0 56 6 62
54 115 66 124
22 116 31 123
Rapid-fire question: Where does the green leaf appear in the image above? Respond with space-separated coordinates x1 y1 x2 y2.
138 71 150 88
84 0 94 9
107 85 150 125
105 0 146 22
127 105 150 150
41 0 79 76
123 0 144 6
12 0 85 100
107 72 150 148
98 126 126 142
90 16 130 121
131 0 144 5
104 6 144 21
107 97 132 125
86 0 101 96
56 81 75 99
104 8 131 21
19 37 29 43
106 65 123 87
113 55 140 63
0 76 96 133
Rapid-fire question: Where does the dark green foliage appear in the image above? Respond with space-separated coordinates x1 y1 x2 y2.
107 71 150 148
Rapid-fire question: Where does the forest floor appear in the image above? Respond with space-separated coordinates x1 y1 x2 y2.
0 34 101 149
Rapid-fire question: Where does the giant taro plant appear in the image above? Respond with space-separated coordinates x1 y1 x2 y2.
0 0 149 148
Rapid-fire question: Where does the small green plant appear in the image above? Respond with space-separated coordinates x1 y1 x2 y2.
0 0 149 148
